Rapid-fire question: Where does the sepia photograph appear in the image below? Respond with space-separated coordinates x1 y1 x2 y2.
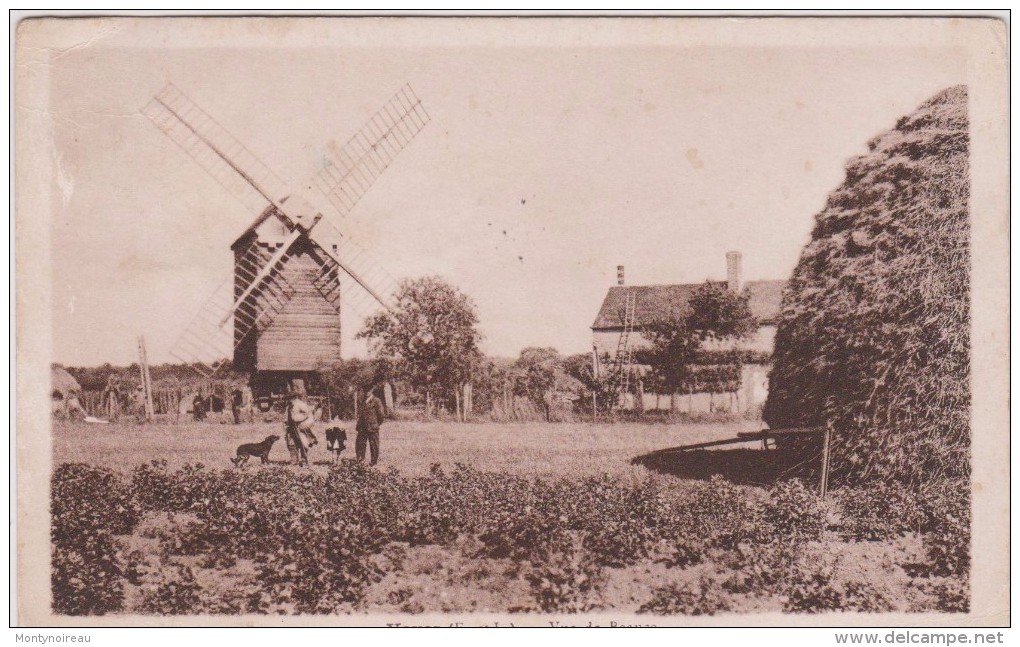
13 14 1009 628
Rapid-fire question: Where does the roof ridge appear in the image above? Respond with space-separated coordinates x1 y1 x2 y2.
592 278 788 330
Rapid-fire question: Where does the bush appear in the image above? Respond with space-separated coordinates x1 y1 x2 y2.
678 476 770 549
51 536 125 616
57 458 943 616
638 577 733 616
662 539 707 569
51 463 140 615
582 517 658 568
921 521 970 578
52 463 141 541
138 563 203 615
251 517 389 614
916 480 970 577
783 563 894 614
836 482 925 540
130 460 216 513
910 577 969 613
524 549 604 613
762 479 827 542
721 541 799 595
477 512 572 563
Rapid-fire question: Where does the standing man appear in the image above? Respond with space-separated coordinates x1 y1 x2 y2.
231 388 244 424
192 393 206 421
355 384 385 466
285 389 319 465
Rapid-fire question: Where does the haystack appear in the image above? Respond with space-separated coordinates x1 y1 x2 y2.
52 365 86 420
764 86 970 485
51 365 81 398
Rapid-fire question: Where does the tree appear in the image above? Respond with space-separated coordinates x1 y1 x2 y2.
357 276 482 416
512 347 561 421
637 281 757 409
563 352 619 415
686 281 759 342
635 313 700 401
319 357 393 419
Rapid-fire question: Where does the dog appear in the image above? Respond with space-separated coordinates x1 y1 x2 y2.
230 434 280 467
325 427 348 463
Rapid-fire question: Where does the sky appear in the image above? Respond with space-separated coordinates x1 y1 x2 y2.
27 18 968 366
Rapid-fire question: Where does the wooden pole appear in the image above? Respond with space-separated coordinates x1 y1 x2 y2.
137 336 155 422
592 389 597 423
819 424 832 498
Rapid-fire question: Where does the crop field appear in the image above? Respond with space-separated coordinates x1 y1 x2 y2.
50 419 969 618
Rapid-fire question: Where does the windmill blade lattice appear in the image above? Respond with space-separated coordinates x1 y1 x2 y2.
142 84 292 215
311 84 430 220
309 218 399 315
169 242 299 376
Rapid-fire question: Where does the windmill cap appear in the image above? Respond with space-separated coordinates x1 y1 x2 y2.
278 194 324 231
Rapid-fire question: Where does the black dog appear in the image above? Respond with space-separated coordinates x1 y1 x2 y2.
325 427 347 463
231 435 280 467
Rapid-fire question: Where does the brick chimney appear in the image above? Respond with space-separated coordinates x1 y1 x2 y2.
617 265 625 286
726 251 742 292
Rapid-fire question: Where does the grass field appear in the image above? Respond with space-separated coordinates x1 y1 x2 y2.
53 418 761 479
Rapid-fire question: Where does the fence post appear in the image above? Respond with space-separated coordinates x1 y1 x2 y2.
819 424 832 498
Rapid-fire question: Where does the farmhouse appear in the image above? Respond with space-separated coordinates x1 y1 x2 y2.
591 252 786 414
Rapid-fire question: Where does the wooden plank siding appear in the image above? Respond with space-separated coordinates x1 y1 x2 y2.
257 251 341 371
233 238 342 373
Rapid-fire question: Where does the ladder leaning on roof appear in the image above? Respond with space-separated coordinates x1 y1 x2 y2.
611 292 638 401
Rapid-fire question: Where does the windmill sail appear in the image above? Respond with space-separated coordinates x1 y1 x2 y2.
142 84 291 215
303 84 430 311
169 242 299 375
309 218 399 314
311 84 430 220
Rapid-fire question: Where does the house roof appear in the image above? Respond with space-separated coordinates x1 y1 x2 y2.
591 279 787 330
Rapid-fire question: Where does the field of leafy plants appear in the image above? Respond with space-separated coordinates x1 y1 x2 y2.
52 455 969 617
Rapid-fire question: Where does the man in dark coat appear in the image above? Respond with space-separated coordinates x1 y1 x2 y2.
355 384 385 466
231 388 244 424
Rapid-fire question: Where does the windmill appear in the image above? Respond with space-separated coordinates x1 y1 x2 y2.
142 83 429 400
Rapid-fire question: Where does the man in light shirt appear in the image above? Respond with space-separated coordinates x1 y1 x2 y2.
285 390 319 464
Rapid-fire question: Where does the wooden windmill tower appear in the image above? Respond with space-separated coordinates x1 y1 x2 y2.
142 84 429 397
